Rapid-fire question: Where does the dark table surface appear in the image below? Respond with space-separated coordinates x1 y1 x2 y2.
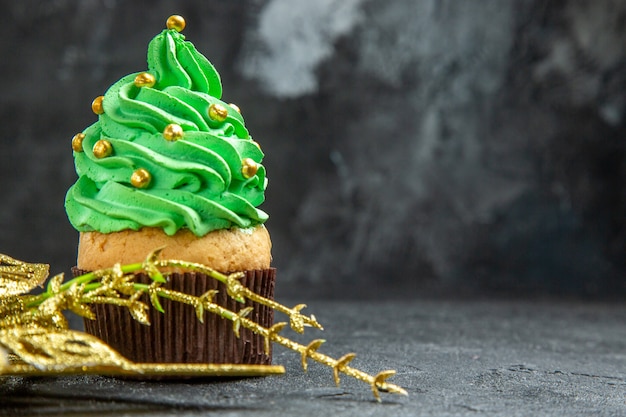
1 299 625 416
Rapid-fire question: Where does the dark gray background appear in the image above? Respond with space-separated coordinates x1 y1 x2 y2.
0 0 624 300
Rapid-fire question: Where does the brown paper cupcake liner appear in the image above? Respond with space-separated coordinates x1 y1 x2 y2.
72 267 276 365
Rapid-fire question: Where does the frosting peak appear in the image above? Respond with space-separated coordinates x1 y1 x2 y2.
65 19 268 237
148 29 222 98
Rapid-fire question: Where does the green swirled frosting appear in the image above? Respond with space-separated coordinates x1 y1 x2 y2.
65 27 268 236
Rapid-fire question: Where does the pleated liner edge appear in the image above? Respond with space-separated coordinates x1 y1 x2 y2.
72 267 276 365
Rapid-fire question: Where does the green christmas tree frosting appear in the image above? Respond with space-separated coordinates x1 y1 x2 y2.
65 17 268 237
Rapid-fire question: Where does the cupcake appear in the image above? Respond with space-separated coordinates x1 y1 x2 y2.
65 15 274 365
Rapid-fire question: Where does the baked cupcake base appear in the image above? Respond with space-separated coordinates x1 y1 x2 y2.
74 268 275 364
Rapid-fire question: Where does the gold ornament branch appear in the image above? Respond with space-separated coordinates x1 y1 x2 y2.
153 286 407 401
0 252 407 402
153 258 323 333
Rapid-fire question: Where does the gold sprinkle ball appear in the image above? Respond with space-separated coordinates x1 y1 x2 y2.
241 158 258 179
71 133 86 152
166 15 186 32
134 72 156 88
92 139 113 158
208 103 228 122
91 96 105 115
131 168 152 188
163 123 184 141
229 103 241 114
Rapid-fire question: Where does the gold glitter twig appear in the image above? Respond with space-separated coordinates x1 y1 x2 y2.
152 285 407 402
155 259 323 332
0 252 407 401
0 326 284 377
0 254 49 296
